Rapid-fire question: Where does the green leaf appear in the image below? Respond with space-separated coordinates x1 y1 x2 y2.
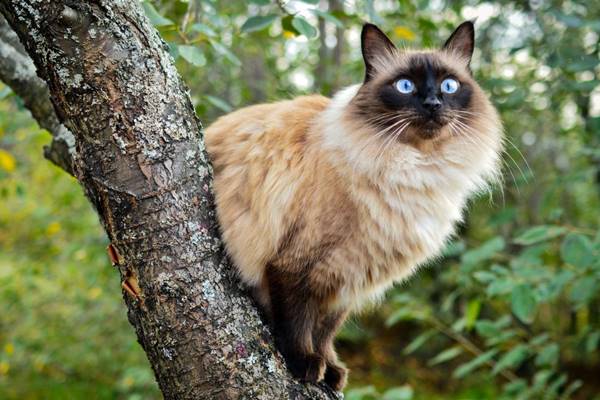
547 373 567 394
281 15 300 35
453 349 498 378
503 379 528 396
428 346 462 366
190 23 216 37
473 270 496 283
486 278 514 297
178 45 206 66
511 284 536 323
513 225 567 245
451 318 466 332
464 299 481 329
552 11 583 27
493 345 529 374
441 290 460 313
204 95 232 113
403 330 436 355
529 333 549 346
561 380 583 400
533 369 553 388
561 233 594 269
209 41 242 66
586 331 600 353
491 264 509 275
141 2 174 26
382 386 414 400
569 276 596 305
167 41 179 59
547 270 575 298
241 15 277 33
485 330 517 346
248 0 270 4
386 307 428 326
291 16 318 39
475 320 500 337
587 20 600 31
297 0 320 4
345 385 379 400
534 343 559 366
461 236 505 266
0 86 12 100
442 240 465 257
566 56 600 72
311 10 343 28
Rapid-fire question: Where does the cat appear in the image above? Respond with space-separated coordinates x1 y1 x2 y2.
205 21 503 391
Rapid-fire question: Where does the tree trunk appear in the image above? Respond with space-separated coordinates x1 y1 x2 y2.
0 1 340 399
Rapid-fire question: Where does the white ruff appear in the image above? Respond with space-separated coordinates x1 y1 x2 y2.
318 85 502 310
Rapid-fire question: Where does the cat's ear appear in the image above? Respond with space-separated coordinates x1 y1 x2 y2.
361 24 397 82
442 21 475 65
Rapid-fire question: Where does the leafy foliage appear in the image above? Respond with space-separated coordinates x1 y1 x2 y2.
1 0 599 399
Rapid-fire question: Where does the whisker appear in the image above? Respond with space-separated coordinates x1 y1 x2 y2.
452 120 506 202
364 111 412 122
452 119 522 194
362 113 411 129
503 135 533 178
350 117 410 178
365 116 412 128
453 113 533 182
374 122 411 167
456 119 528 186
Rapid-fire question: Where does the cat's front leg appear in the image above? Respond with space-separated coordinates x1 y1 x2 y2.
266 266 326 382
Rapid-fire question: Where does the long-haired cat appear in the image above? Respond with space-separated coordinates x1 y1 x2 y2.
205 21 503 391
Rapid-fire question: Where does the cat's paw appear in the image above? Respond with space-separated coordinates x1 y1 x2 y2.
288 353 326 383
323 362 348 392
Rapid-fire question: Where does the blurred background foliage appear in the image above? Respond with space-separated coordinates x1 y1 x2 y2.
1 0 599 399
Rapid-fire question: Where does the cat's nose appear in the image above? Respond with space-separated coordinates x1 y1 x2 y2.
423 96 442 113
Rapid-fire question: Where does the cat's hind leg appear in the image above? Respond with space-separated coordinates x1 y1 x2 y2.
313 309 349 391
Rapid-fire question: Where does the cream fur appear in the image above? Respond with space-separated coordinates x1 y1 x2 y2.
205 54 503 314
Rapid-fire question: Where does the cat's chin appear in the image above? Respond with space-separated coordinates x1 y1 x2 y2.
415 120 447 139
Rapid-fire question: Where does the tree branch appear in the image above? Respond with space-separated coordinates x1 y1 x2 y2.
0 1 339 399
0 14 75 175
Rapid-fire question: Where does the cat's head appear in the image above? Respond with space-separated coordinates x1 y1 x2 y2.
347 21 499 147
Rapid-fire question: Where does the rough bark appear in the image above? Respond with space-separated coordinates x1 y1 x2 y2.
0 1 340 399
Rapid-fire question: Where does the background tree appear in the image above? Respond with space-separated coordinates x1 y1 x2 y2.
0 1 599 399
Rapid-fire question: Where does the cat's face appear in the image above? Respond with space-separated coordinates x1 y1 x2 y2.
350 22 485 144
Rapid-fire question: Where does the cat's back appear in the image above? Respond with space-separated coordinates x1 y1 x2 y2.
205 95 330 170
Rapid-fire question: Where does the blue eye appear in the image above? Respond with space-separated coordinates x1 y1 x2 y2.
395 79 415 94
441 78 459 94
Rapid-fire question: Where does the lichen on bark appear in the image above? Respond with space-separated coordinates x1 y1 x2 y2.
0 1 341 399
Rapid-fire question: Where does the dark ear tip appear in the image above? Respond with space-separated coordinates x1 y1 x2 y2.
459 20 475 33
361 23 379 37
